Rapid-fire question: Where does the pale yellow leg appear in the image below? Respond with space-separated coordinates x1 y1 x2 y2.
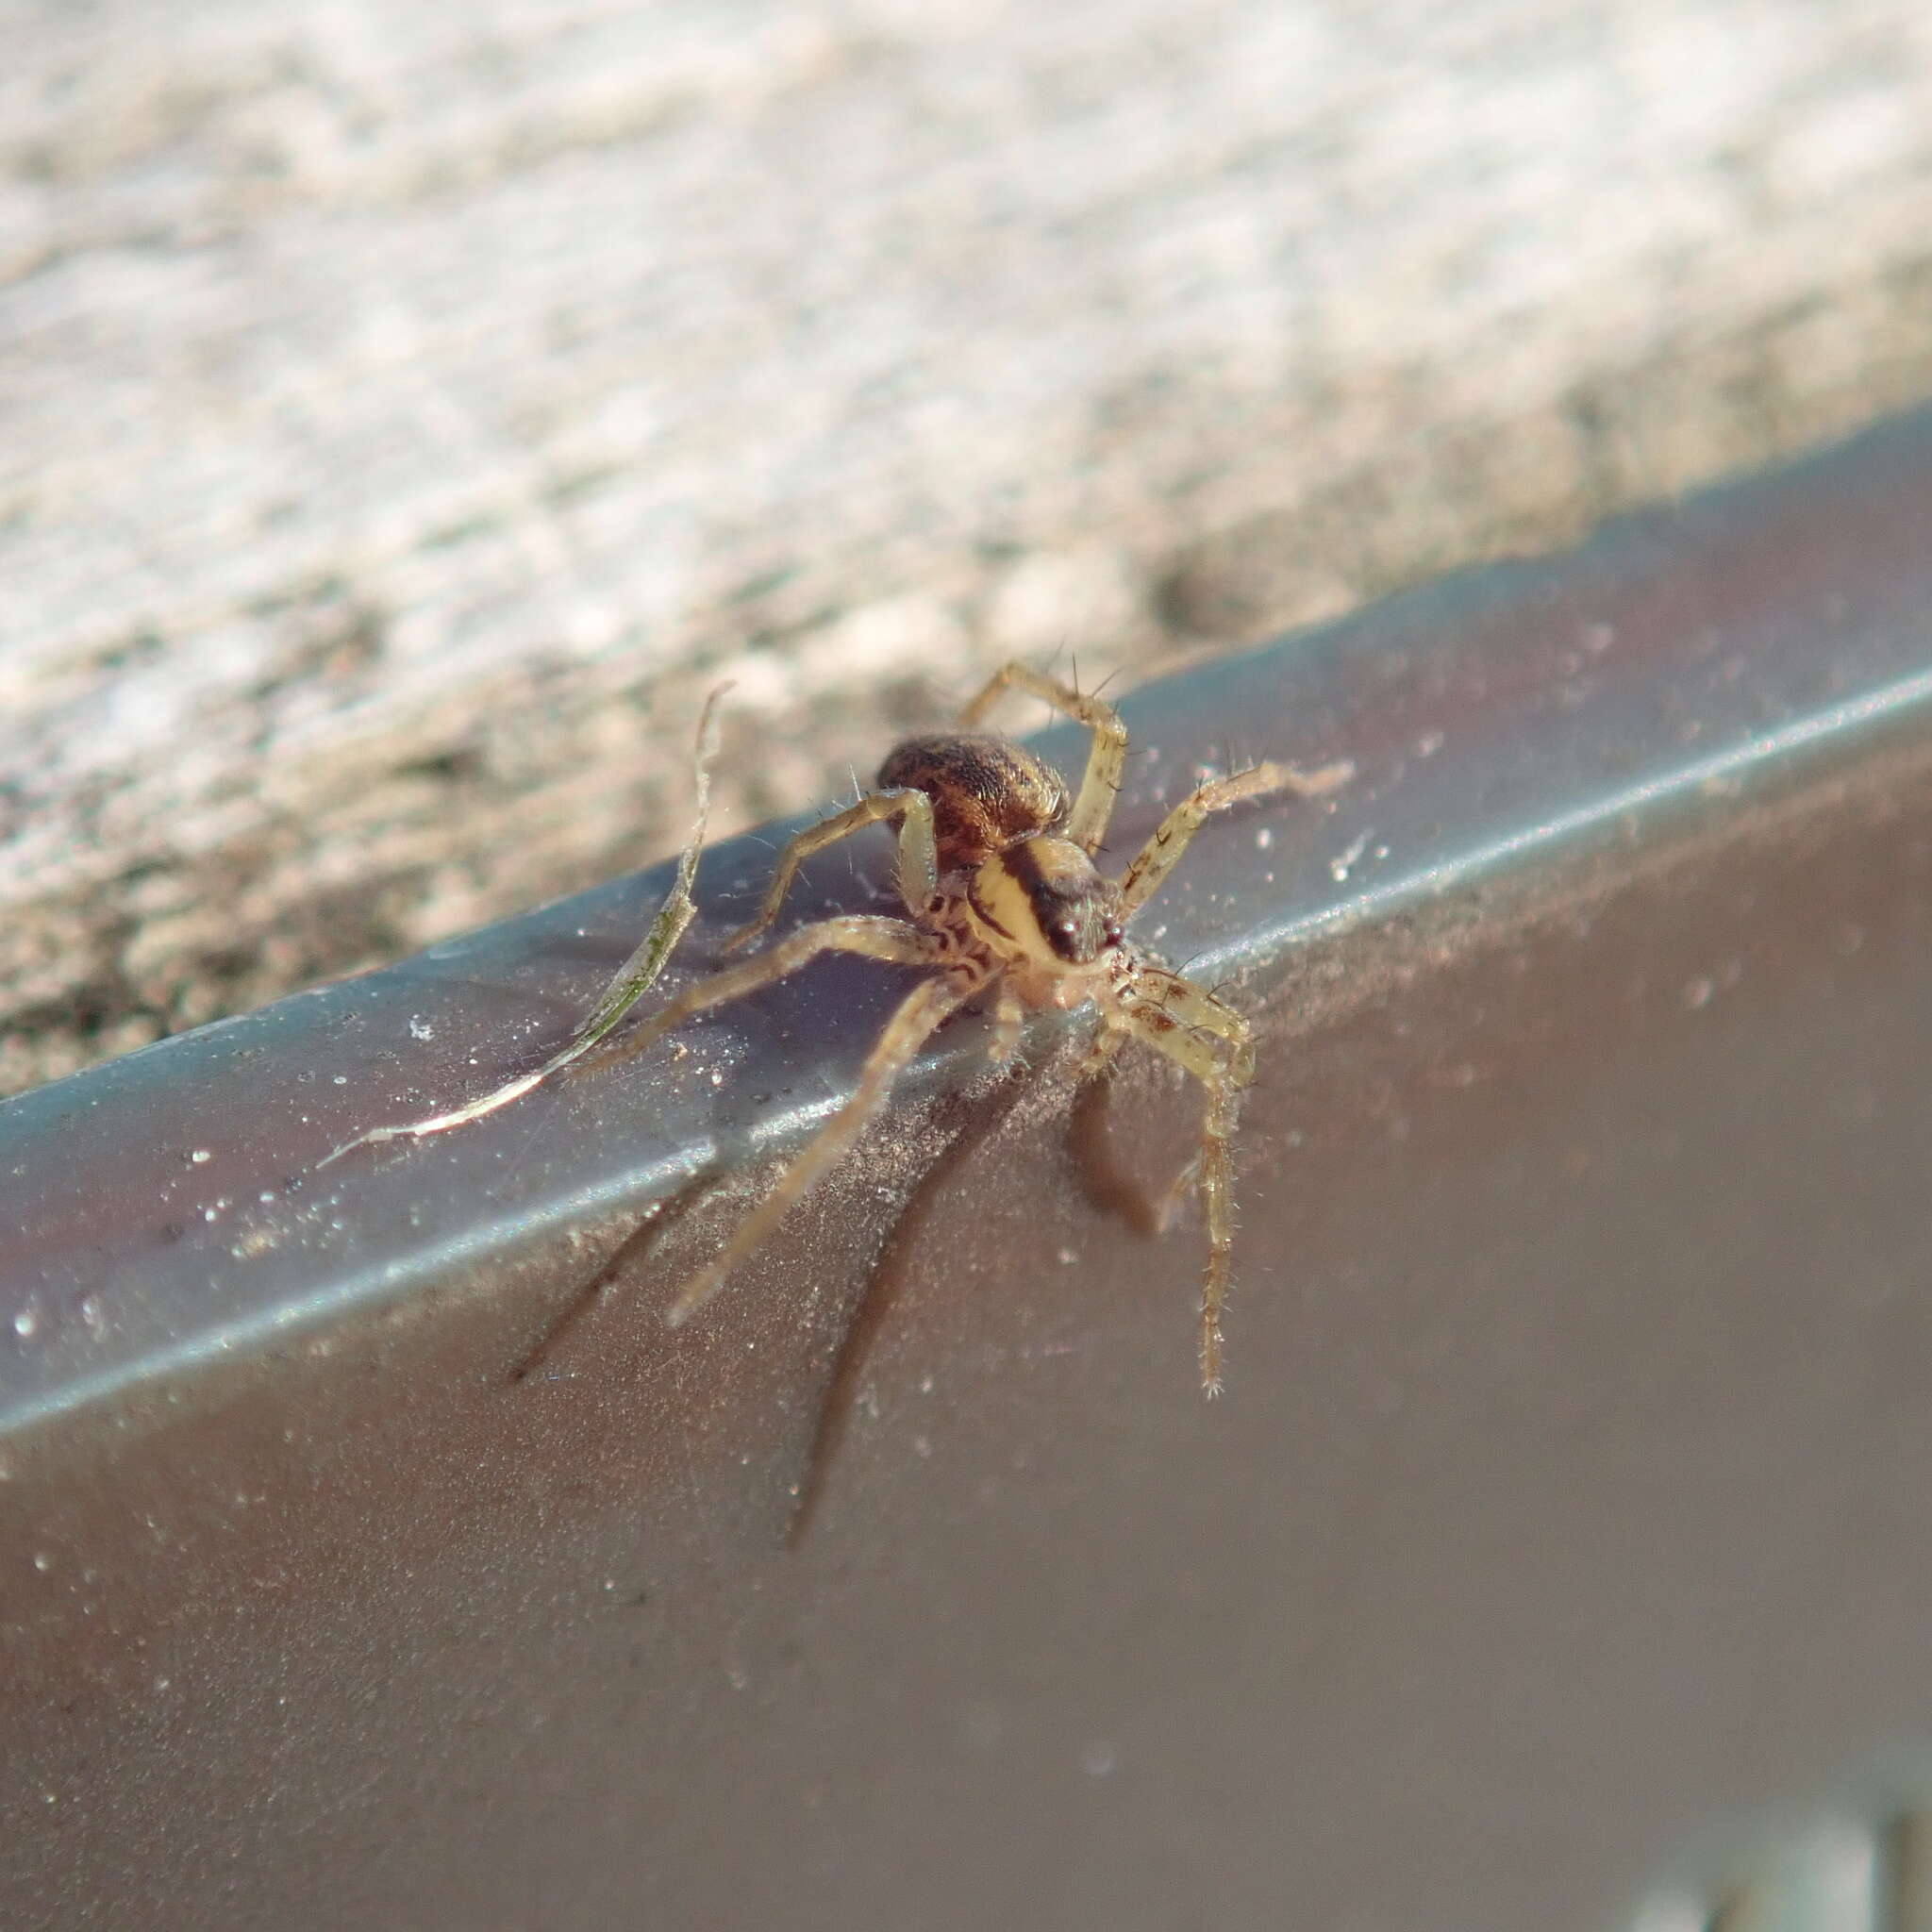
666 971 977 1325
1124 966 1256 1085
1118 758 1355 917
597 915 931 1070
1118 994 1256 1397
958 661 1127 854
987 984 1027 1067
720 789 941 957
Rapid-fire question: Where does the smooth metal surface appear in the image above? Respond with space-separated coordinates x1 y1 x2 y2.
8 408 1932 1927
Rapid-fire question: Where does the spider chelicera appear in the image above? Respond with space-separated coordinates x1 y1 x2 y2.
328 664 1350 1393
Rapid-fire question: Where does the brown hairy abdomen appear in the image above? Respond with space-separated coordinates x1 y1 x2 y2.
877 732 1070 869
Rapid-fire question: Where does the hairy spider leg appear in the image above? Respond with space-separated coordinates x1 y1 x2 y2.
1117 757 1355 917
958 662 1128 855
1076 966 1255 1239
1125 966 1256 1080
595 914 930 1073
718 788 940 958
1114 994 1255 1396
666 969 982 1325
988 983 1028 1067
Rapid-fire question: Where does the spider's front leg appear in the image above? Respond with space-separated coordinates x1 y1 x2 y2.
1113 978 1259 1396
959 661 1128 855
720 788 940 958
1118 756 1355 917
666 967 977 1325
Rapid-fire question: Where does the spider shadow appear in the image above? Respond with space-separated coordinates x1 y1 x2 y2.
783 1043 1183 1545
507 1034 1185 1543
782 1062 1035 1545
507 1163 723 1385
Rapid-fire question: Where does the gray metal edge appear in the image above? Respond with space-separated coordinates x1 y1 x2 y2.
6 401 1932 1436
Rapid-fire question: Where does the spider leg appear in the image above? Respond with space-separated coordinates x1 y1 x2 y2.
594 915 931 1071
719 788 940 957
666 970 978 1326
958 661 1127 855
1125 966 1256 1082
1111 983 1257 1397
1075 1018 1128 1085
1072 974 1247 1240
321 685 729 1165
1117 757 1354 917
987 982 1027 1067
329 913 926 1163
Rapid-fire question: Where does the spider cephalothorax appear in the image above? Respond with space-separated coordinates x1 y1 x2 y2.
334 663 1351 1393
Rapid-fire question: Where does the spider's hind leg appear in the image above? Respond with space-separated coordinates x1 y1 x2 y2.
959 661 1128 854
665 967 978 1326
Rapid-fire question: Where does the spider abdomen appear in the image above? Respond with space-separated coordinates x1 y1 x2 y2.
877 732 1071 871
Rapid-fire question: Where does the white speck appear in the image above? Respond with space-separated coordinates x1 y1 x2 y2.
1414 729 1445 758
1682 976 1714 1010
912 1435 932 1458
1329 827 1374 883
1254 825 1274 850
190 1148 212 1165
13 1308 39 1340
1080 1740 1118 1776
32 1552 51 1572
919 1374 934 1394
331 1074 347 1086
258 1191 276 1205
1058 1247 1078 1265
77 1296 104 1334
408 1017 435 1042
203 1207 221 1223
154 1677 171 1691
709 1069 724 1087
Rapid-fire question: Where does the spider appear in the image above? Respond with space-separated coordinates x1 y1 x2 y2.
328 665 1350 1394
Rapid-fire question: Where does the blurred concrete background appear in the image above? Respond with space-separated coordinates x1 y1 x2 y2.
4 0 1931 1096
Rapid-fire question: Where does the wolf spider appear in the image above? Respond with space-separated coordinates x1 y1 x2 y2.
328 665 1350 1393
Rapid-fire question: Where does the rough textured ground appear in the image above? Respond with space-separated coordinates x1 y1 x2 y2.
5 0 1932 1095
